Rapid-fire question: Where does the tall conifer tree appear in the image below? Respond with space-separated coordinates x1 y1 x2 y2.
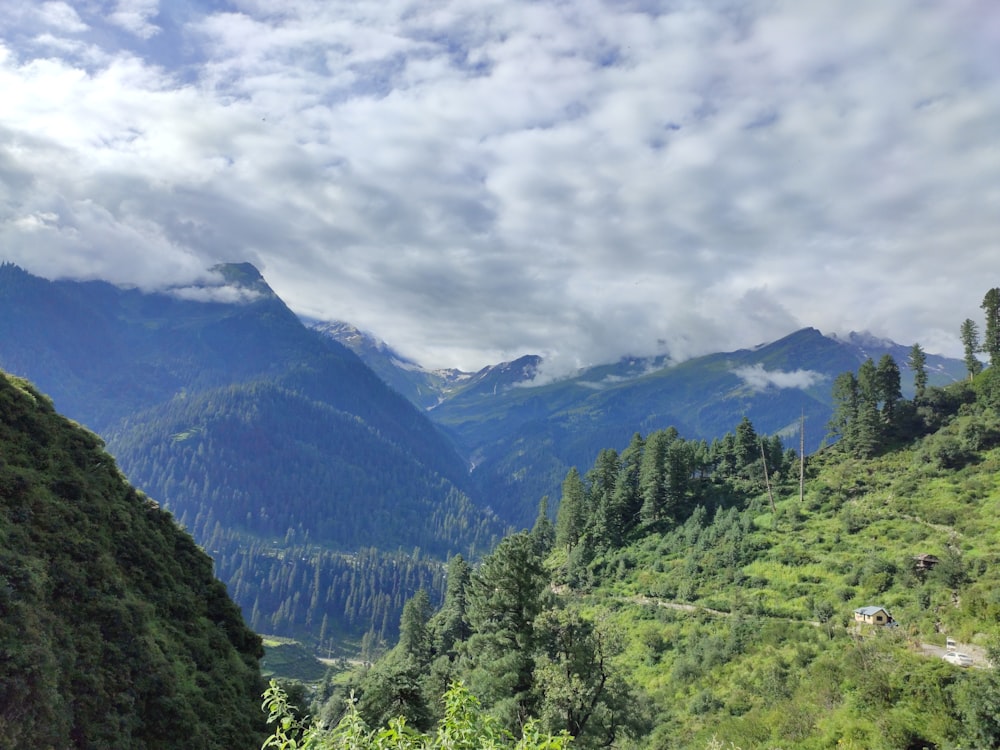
908 343 928 397
982 288 1000 367
464 532 549 732
555 468 586 551
961 318 984 379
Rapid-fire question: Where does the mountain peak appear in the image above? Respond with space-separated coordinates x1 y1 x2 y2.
833 330 898 349
210 262 270 290
163 262 278 305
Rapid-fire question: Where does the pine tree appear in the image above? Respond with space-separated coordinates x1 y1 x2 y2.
398 589 432 662
585 449 620 549
908 343 928 398
614 433 645 539
639 430 670 526
663 439 694 524
829 371 859 449
734 417 759 471
875 354 902 426
855 358 882 457
554 468 586 552
530 497 556 555
961 318 984 379
432 554 472 655
983 288 1000 367
464 532 550 732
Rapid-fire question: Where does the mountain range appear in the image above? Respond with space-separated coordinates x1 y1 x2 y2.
0 261 968 648
319 321 966 525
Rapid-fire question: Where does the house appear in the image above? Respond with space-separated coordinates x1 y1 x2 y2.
913 554 940 573
854 606 895 627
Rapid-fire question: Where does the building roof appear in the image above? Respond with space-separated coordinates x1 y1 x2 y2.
855 606 890 616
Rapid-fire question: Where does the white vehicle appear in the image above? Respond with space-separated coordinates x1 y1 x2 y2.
943 651 973 667
946 637 956 651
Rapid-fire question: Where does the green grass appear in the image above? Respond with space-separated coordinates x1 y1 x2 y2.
260 636 329 683
561 418 1000 748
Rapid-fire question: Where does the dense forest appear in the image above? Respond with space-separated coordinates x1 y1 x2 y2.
214 534 449 652
295 308 1000 749
0 371 264 749
105 380 500 558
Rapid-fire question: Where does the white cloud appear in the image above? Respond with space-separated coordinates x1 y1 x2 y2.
36 2 89 33
169 284 264 304
733 364 827 392
108 0 161 39
1 0 999 370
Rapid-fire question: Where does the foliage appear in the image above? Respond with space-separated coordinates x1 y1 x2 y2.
345 357 1000 749
262 680 572 750
0 371 264 748
982 288 1000 368
217 538 451 651
907 343 928 397
961 318 984 379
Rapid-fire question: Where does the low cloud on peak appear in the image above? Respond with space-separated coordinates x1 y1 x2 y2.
732 364 827 392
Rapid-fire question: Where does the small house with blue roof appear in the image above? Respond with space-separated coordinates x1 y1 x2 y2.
854 606 894 627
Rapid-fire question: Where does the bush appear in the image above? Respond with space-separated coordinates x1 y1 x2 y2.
261 680 572 750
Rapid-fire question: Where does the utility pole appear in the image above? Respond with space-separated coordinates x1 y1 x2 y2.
799 411 805 504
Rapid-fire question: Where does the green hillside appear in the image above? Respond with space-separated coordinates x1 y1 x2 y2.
310 365 1000 750
0 371 264 749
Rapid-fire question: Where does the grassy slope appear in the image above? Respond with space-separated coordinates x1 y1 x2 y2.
568 413 1000 749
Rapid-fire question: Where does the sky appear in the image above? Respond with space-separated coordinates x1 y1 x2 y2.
2 0 999 375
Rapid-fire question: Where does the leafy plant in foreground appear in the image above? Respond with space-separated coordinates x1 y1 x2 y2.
261 680 571 750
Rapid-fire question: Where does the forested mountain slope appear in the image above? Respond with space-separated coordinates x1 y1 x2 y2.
315 361 1000 750
319 324 966 528
0 262 503 649
0 371 264 749
0 262 466 483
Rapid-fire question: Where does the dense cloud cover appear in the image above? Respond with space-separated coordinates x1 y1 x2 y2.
2 1 998 372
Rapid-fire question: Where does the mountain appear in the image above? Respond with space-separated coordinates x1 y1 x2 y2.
312 367 1000 750
0 262 465 480
0 370 263 749
318 323 967 526
311 321 474 410
0 262 503 648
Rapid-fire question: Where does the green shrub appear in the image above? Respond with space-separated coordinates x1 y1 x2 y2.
261 680 572 750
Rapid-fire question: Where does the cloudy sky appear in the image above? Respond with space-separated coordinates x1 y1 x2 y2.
2 1 998 373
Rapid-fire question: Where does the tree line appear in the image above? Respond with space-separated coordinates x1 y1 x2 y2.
315 532 645 749
553 419 792 586
208 531 449 652
830 287 1000 459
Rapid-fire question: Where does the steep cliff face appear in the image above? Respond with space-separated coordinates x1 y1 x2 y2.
0 371 264 749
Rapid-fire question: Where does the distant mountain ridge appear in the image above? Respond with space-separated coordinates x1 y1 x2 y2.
317 323 967 526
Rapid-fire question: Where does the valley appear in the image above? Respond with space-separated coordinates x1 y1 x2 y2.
3 262 999 749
